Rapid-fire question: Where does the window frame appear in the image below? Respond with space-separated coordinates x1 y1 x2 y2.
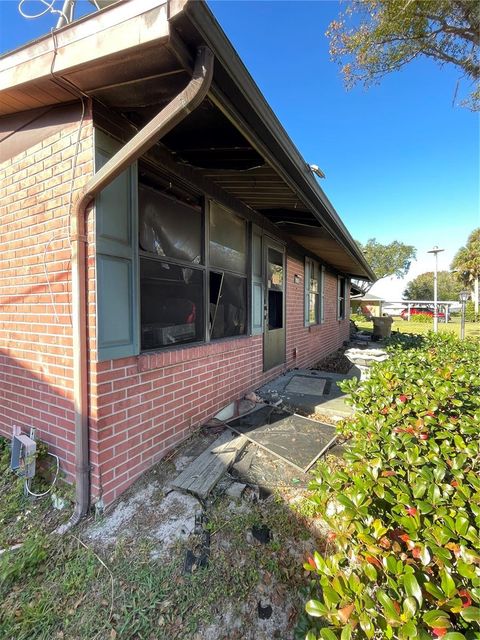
207 200 248 341
337 275 348 320
305 257 324 326
138 185 251 351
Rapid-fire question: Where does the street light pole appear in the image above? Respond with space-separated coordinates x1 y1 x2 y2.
427 246 444 333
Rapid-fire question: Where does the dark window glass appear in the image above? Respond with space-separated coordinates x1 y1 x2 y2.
140 259 204 349
209 272 247 339
139 184 202 264
268 290 283 329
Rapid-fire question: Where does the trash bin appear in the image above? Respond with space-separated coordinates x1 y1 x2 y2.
371 316 393 340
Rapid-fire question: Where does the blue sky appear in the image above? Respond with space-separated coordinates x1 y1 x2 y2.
1 0 479 298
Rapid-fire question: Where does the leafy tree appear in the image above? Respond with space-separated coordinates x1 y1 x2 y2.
402 270 463 300
356 238 416 280
327 0 480 109
451 227 480 312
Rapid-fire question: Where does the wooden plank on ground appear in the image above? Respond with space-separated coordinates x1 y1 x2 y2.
171 430 247 499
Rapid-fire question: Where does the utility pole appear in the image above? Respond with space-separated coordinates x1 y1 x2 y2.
427 246 444 333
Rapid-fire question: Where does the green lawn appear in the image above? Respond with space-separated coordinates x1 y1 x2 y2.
355 316 480 339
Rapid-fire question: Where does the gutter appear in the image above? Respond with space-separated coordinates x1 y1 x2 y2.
56 46 214 533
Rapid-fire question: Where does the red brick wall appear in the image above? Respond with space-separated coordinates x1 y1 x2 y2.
0 109 94 485
0 115 350 508
92 252 350 507
286 255 350 369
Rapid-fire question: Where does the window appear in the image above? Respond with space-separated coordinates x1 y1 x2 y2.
140 260 204 349
96 133 251 359
210 272 247 338
209 202 247 273
209 202 247 339
138 180 204 350
338 276 348 320
305 258 324 325
139 183 202 263
138 188 249 350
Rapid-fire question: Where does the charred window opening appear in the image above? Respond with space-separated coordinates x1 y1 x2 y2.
139 174 204 350
210 272 247 338
140 260 204 349
139 175 249 350
208 202 247 340
139 183 202 264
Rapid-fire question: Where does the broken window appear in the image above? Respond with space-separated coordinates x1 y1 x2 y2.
210 272 247 338
140 259 204 349
208 202 247 339
139 178 205 349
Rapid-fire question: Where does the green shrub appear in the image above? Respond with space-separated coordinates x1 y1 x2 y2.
465 302 479 323
303 333 480 639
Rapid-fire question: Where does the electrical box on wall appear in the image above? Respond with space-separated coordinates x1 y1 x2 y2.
10 426 37 479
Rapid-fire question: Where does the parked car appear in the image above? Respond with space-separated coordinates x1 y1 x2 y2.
400 306 446 320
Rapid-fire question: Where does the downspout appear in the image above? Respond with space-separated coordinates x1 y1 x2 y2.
56 46 214 534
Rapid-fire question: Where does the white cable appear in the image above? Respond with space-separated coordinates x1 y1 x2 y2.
24 452 60 498
18 0 68 22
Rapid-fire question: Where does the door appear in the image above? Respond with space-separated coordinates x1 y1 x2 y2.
263 240 286 371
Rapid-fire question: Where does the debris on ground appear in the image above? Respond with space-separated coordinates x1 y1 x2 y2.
171 430 247 498
313 345 354 374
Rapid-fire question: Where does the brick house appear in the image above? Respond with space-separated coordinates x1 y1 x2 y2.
0 0 374 522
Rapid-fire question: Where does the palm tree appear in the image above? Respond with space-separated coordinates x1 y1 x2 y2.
451 229 480 314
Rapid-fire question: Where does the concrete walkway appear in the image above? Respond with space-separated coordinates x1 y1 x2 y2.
256 366 359 420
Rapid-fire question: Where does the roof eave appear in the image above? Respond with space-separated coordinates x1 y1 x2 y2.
174 0 376 282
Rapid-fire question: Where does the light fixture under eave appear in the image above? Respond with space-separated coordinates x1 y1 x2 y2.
308 164 326 179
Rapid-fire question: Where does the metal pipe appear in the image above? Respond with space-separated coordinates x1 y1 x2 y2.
428 246 444 334
56 0 75 29
56 46 214 534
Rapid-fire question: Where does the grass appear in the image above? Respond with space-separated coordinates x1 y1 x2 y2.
355 315 480 338
0 435 314 640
